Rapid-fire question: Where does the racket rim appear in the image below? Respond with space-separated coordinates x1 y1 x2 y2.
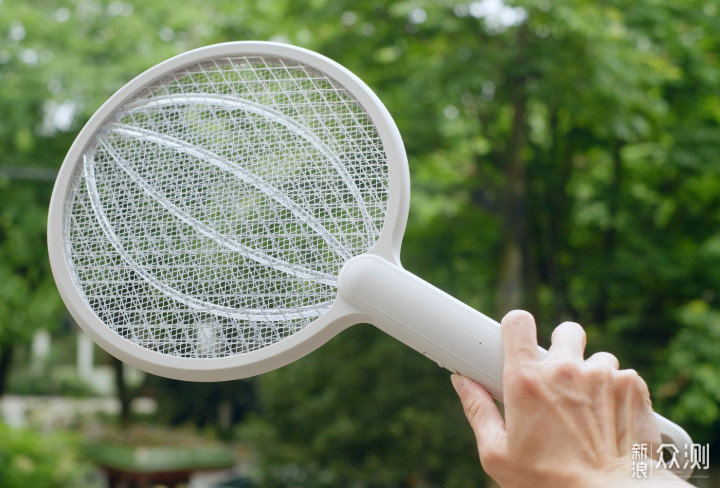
47 40 409 380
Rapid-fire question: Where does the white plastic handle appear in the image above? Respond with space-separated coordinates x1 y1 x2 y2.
339 254 694 480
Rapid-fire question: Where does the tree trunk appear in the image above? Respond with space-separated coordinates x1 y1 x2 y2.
540 111 576 323
112 357 132 426
592 139 624 325
495 80 529 315
0 345 13 398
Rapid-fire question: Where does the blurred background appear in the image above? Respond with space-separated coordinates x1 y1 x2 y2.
1 0 719 486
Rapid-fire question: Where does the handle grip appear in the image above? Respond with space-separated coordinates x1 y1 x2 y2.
339 254 694 480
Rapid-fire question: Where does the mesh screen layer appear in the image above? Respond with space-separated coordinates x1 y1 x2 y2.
64 55 389 358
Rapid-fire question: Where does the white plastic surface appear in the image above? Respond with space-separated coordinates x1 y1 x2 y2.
338 253 694 479
339 254 505 398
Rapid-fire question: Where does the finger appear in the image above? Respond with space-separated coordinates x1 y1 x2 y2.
501 310 539 368
451 375 506 455
548 321 586 360
586 351 620 370
614 369 659 453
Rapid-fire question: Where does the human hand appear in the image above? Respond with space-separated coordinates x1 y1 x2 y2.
451 310 691 488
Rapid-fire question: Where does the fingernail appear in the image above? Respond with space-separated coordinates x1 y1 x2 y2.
451 374 467 394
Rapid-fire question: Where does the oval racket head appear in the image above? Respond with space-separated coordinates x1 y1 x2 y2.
48 42 409 380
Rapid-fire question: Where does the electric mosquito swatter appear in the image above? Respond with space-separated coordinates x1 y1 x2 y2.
47 41 693 478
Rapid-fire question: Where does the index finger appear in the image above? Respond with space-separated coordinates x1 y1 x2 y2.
501 310 539 370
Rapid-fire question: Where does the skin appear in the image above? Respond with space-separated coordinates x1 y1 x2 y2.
451 310 693 488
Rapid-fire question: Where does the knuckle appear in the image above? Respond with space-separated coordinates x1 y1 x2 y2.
584 362 613 382
546 358 582 383
591 351 620 364
616 369 651 398
505 367 541 397
552 321 586 340
597 351 620 368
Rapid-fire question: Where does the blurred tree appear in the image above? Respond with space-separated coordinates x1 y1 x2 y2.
0 0 247 394
234 0 720 483
1 0 719 486
0 422 100 488
239 326 484 487
145 376 256 436
661 301 720 446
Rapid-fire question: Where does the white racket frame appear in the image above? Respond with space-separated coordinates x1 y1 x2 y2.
48 41 409 381
48 41 693 479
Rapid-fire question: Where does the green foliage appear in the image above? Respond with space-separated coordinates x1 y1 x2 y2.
145 377 255 433
233 0 720 479
0 423 100 488
7 367 96 397
1 0 720 485
658 301 720 443
239 326 484 488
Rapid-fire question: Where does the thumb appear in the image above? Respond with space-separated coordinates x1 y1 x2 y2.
452 375 506 453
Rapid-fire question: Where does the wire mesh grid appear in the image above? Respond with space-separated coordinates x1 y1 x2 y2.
63 55 389 358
